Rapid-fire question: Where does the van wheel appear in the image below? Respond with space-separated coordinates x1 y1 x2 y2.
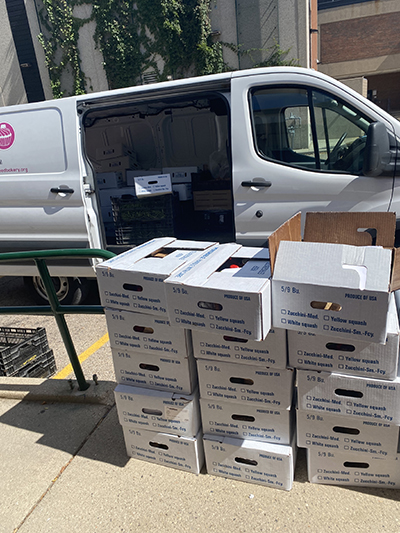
23 276 90 305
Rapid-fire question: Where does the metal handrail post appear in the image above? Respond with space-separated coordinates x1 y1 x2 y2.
35 259 90 391
0 248 116 389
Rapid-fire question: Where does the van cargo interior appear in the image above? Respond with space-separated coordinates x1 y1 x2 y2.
83 93 235 251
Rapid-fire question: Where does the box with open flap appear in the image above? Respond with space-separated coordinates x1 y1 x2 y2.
270 211 400 344
164 243 272 341
96 237 216 317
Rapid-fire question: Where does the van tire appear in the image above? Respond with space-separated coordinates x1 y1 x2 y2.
23 276 90 305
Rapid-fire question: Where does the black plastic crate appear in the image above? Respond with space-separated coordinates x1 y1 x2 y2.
112 194 175 225
0 327 51 376
112 194 179 245
11 349 57 378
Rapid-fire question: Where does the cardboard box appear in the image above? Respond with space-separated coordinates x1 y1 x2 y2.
114 384 200 437
123 427 204 474
297 369 400 424
96 155 138 174
96 144 133 161
270 212 400 345
192 327 287 368
112 348 197 394
196 359 294 409
126 170 162 187
200 397 293 444
105 308 193 358
96 237 216 316
164 243 272 341
172 183 192 201
307 448 400 488
193 190 232 211
134 174 172 198
203 434 296 490
297 409 400 459
288 294 399 379
162 167 198 184
95 172 124 189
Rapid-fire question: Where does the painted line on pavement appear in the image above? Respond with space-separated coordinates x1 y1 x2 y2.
53 332 109 379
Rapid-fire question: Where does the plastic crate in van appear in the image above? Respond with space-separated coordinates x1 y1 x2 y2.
11 349 56 379
111 194 179 245
0 327 51 376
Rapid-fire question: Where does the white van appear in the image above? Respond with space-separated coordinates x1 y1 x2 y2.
0 67 398 303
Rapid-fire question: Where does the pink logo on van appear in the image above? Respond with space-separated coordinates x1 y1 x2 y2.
0 123 15 150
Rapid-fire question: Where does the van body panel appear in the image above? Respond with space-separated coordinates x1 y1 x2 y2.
0 98 93 262
230 70 398 244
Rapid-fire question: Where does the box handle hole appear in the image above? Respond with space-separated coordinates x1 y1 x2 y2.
139 363 160 371
232 414 255 422
223 336 248 343
332 426 360 435
133 326 154 334
149 441 169 450
123 283 143 292
343 461 370 469
142 408 163 416
326 342 355 352
198 301 223 311
311 301 342 311
230 377 254 385
235 457 258 466
334 388 363 398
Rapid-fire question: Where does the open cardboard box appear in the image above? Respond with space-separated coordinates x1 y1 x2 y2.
269 212 399 344
96 237 216 317
164 243 272 341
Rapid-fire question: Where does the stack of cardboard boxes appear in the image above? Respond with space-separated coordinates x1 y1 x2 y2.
96 210 400 491
162 242 297 491
271 212 400 488
96 237 217 475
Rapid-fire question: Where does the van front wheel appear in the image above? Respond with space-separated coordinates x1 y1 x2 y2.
23 276 90 305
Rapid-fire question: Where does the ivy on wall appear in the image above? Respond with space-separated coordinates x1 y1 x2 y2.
38 0 87 98
38 0 225 97
38 1 298 98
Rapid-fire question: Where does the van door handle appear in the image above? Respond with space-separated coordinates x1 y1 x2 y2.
241 180 271 188
50 187 75 194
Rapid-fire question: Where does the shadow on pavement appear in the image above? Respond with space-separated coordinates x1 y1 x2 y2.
0 380 129 468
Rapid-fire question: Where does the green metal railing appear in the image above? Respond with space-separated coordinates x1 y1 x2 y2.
0 249 116 391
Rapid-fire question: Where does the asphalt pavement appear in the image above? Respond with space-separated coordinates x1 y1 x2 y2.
0 277 400 532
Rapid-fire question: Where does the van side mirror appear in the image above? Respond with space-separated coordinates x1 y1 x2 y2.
363 121 391 177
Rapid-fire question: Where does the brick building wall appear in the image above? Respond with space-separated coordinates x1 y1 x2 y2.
320 11 400 64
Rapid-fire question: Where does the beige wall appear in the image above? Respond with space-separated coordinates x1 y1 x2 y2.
0 1 27 107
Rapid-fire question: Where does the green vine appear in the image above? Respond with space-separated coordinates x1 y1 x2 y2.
38 1 296 99
38 0 87 98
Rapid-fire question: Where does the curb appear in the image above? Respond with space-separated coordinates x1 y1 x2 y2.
0 377 116 406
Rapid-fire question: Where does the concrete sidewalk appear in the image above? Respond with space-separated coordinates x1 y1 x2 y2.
1 377 400 533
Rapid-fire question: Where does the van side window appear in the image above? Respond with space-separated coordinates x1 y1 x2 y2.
251 87 372 174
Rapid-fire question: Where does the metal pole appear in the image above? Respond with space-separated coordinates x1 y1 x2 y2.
35 259 90 391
